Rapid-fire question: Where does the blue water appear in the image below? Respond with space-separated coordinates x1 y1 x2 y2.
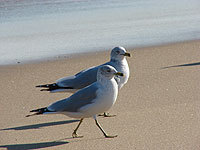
0 0 200 65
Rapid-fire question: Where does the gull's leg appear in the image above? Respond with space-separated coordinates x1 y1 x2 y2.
98 112 116 117
94 116 117 138
72 118 84 138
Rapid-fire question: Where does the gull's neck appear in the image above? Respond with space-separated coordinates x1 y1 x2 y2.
111 57 125 63
110 57 127 65
97 75 113 85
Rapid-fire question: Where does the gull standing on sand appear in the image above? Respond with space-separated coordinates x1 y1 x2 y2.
36 46 130 92
27 65 123 138
36 46 130 117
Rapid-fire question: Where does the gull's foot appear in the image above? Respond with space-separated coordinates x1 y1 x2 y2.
72 132 84 138
98 112 116 117
105 135 118 138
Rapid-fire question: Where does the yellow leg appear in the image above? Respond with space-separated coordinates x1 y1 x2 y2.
72 118 84 138
94 118 117 138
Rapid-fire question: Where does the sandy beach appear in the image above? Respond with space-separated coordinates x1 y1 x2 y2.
0 40 200 150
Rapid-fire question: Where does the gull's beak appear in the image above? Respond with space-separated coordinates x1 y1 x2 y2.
114 72 124 76
122 52 131 57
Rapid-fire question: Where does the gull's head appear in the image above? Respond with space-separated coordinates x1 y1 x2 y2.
98 65 123 80
110 46 131 61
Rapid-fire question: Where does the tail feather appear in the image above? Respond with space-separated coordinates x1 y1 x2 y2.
36 83 74 92
26 107 52 117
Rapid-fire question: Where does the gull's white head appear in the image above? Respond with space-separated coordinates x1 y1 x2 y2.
110 46 131 61
97 65 123 80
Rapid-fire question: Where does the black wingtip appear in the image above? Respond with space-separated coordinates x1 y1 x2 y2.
40 89 49 91
36 85 44 88
25 114 32 117
36 84 49 88
36 83 57 88
26 107 48 117
30 107 47 112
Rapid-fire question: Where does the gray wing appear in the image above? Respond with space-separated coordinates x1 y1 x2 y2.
47 83 99 112
56 66 99 89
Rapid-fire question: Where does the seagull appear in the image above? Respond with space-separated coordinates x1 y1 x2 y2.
27 65 123 138
36 46 130 117
36 46 130 92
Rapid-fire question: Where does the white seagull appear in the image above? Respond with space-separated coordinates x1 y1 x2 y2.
36 46 130 92
36 46 130 117
27 65 123 138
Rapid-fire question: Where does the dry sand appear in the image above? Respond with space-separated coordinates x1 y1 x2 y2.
0 40 200 150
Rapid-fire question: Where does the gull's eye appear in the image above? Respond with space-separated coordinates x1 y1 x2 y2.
107 69 111 73
116 51 120 54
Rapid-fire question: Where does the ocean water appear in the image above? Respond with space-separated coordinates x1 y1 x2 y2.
0 0 200 65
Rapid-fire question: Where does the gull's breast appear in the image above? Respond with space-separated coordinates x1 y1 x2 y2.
78 80 118 117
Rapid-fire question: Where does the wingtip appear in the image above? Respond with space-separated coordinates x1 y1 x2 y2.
35 84 52 88
26 107 48 117
40 89 49 91
35 85 40 87
25 113 37 117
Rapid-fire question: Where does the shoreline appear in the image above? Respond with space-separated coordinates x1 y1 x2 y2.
1 40 200 149
1 39 200 67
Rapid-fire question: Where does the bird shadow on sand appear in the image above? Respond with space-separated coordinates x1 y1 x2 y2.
0 120 79 131
161 61 200 69
0 141 69 150
0 136 108 150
